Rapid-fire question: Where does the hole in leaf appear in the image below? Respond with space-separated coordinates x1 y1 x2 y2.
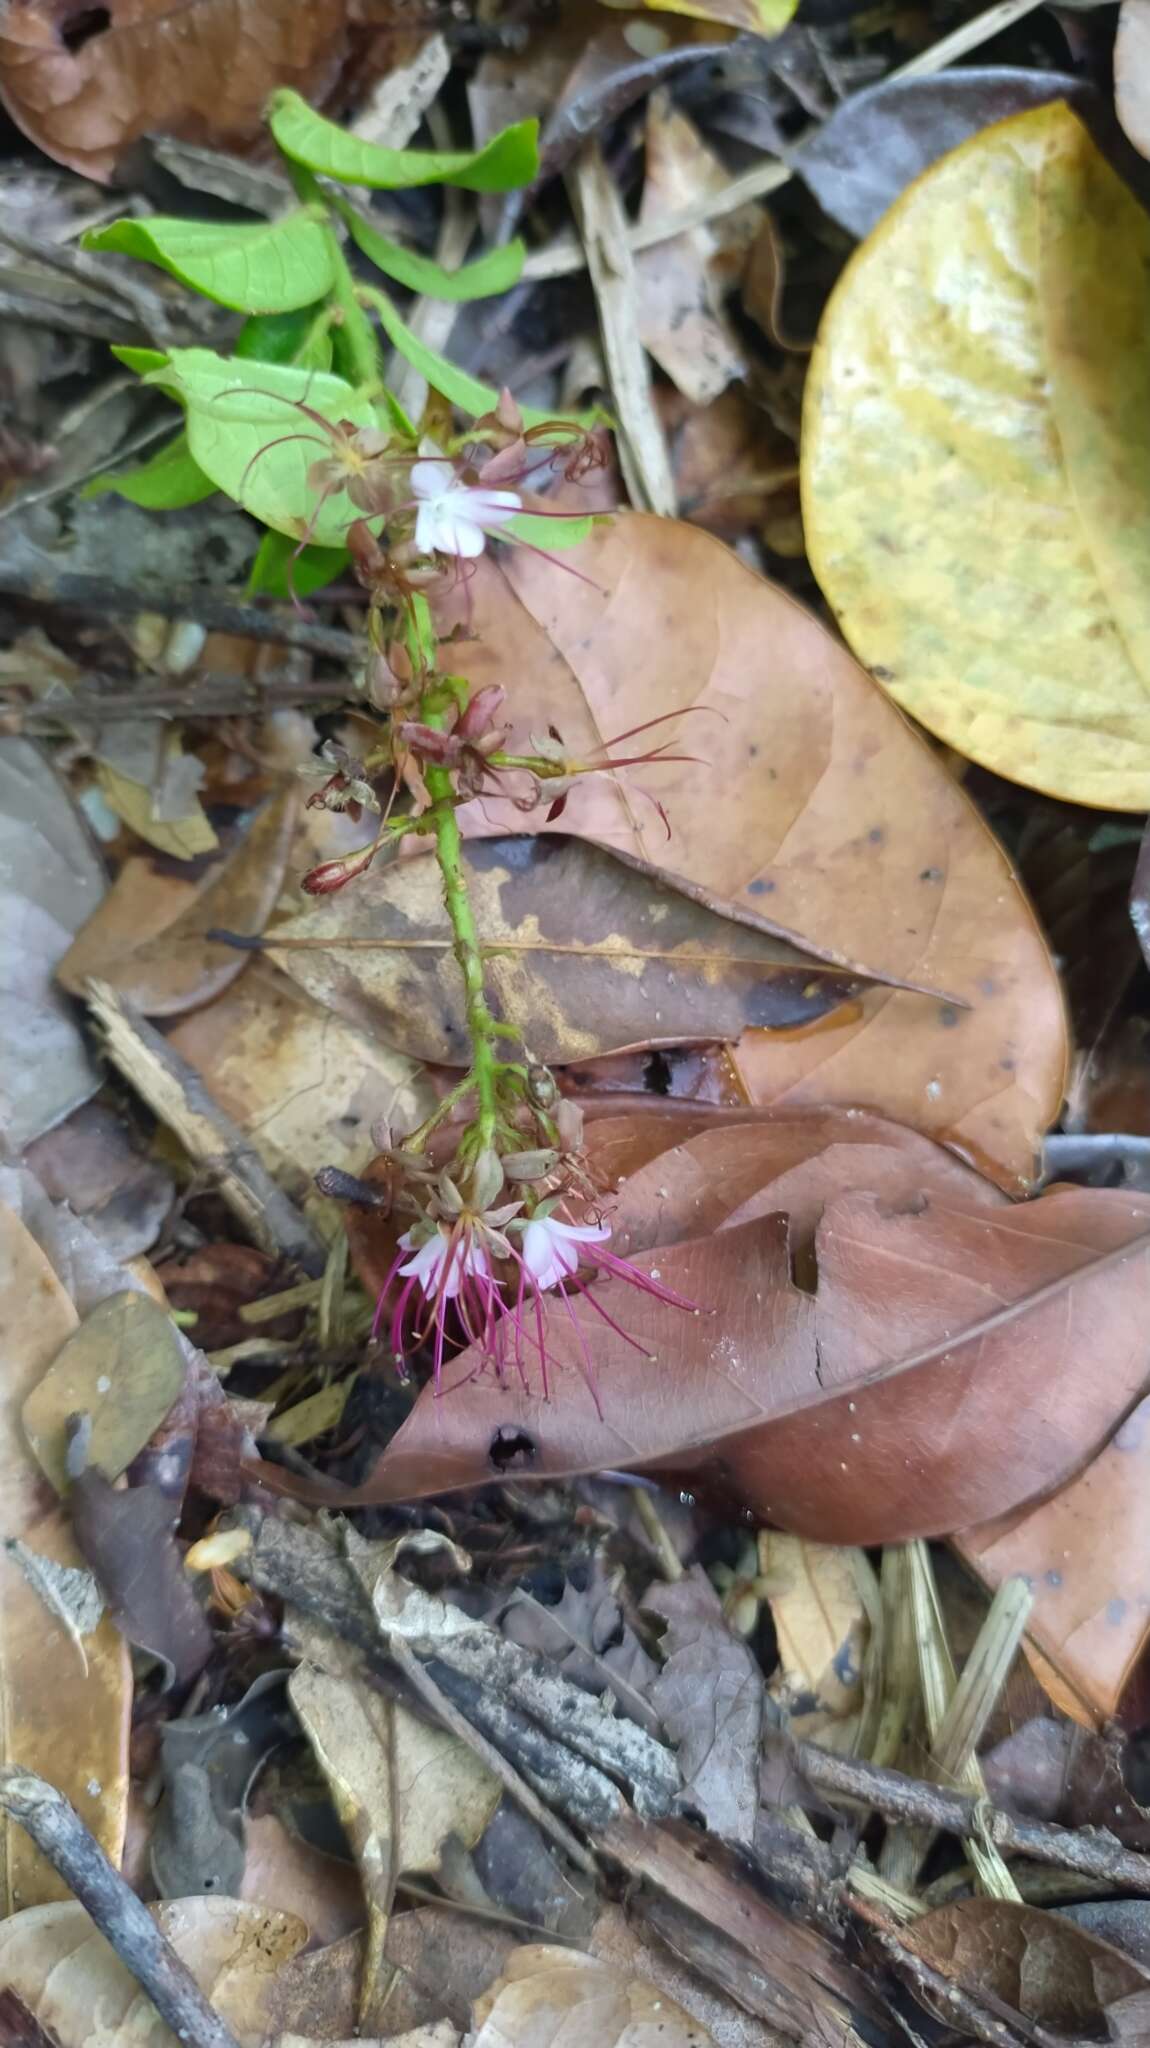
489 1425 536 1473
60 5 111 52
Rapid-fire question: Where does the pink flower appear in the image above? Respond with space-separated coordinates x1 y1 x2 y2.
520 1214 610 1292
397 1225 490 1300
410 449 521 559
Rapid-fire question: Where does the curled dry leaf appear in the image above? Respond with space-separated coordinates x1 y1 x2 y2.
315 1115 1150 1548
58 789 299 1017
0 0 356 182
0 1896 308 2047
803 102 1150 810
441 515 1066 1190
756 1532 868 1747
470 1943 714 2048
633 94 753 407
0 1204 128 1912
268 834 870 1067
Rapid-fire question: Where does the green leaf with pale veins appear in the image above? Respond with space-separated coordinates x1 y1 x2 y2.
84 211 337 314
144 349 378 543
269 89 538 192
82 431 216 510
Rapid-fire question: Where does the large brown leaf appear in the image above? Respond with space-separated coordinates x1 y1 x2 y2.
281 1121 1150 1545
441 516 1066 1189
268 834 870 1066
0 0 353 182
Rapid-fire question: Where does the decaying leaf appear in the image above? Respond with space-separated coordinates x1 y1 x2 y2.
0 1897 308 2046
470 1943 714 2048
166 959 433 1189
0 1205 129 1912
803 102 1150 809
95 735 218 861
319 1125 1150 1548
0 0 359 182
643 1568 763 1843
59 789 299 1016
756 1533 869 1747
982 1717 1150 1845
633 94 754 406
70 1467 213 1687
268 834 870 1066
903 1897 1150 2034
290 1653 500 2025
792 67 1089 238
21 1289 186 1496
0 738 105 1149
441 515 1066 1190
957 1390 1150 1726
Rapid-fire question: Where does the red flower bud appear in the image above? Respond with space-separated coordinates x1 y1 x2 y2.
300 846 376 895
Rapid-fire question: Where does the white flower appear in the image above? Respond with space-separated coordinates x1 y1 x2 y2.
398 1226 489 1300
410 450 521 559
520 1214 611 1294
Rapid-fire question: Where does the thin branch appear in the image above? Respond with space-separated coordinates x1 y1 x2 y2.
0 566 362 663
797 1742 1150 1893
0 1769 243 2048
0 669 358 731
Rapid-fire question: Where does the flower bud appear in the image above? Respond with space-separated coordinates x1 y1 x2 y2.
300 846 375 895
501 1148 558 1182
556 1101 584 1154
469 1146 505 1213
526 1064 558 1110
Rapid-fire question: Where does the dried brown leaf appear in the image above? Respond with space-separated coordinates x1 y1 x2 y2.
70 1466 213 1686
441 515 1067 1191
643 1568 763 1844
0 1204 128 1912
0 0 355 182
903 1898 1150 2035
21 1289 186 1496
470 1943 715 2048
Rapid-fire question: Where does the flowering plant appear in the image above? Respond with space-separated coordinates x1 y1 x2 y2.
90 90 698 1402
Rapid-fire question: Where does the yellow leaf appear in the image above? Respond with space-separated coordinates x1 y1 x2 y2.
802 102 1150 809
598 0 794 35
95 760 218 858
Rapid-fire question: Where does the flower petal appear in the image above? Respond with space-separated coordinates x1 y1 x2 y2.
410 457 456 501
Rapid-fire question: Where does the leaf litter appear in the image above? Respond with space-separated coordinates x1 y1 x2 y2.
6 11 1150 2048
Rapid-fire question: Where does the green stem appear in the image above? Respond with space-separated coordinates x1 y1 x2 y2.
279 156 381 393
420 684 501 1156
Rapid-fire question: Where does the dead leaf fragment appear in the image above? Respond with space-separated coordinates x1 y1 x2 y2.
0 0 357 182
442 516 1066 1190
21 1289 186 1496
904 1897 1150 2034
0 1896 308 2047
268 834 868 1066
757 1532 868 1745
70 1467 213 1686
470 1943 714 2047
634 94 753 406
0 1204 129 1912
644 1568 763 1843
803 101 1150 808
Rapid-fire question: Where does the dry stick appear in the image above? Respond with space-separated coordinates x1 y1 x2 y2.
87 981 326 1274
0 670 358 731
797 1744 1150 1894
0 566 362 663
523 0 1047 281
0 1769 243 2048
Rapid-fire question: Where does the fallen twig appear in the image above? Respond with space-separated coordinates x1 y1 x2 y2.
0 668 357 732
0 1768 243 2048
798 1742 1150 1894
0 567 362 663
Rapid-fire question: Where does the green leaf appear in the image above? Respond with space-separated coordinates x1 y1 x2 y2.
81 431 216 510
269 90 539 193
112 345 168 374
85 211 337 314
503 511 596 552
342 205 525 301
145 349 378 543
368 287 503 417
247 531 349 599
235 305 333 370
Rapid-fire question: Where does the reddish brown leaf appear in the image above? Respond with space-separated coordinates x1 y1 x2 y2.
903 1898 1150 2035
276 1133 1150 1544
0 0 352 182
983 1718 1150 1846
957 1393 1150 1726
439 515 1067 1191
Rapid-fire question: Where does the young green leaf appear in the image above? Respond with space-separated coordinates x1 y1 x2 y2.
367 286 504 416
247 530 349 599
112 346 169 375
144 349 378 543
503 511 597 552
84 212 337 315
236 306 333 370
341 205 525 301
81 431 216 510
268 89 539 192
